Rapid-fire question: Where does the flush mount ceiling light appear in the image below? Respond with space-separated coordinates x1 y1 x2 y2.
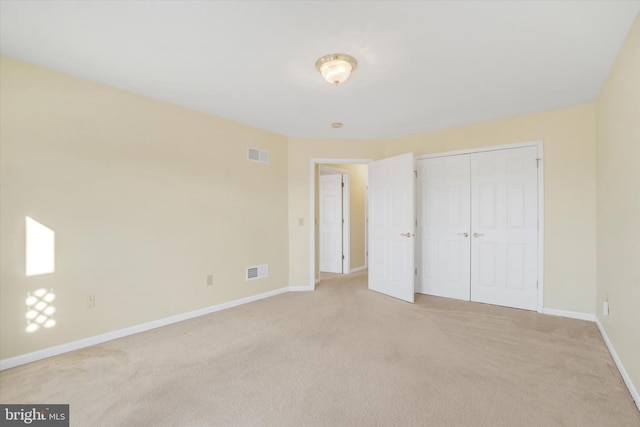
316 54 357 86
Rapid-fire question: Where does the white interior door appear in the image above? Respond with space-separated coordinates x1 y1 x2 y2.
470 147 538 310
368 153 415 303
319 173 343 273
417 155 471 300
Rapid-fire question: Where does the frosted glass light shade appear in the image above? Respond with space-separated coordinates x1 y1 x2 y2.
316 54 357 86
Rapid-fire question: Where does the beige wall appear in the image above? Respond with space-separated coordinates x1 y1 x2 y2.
0 57 289 359
596 13 640 396
288 138 384 286
384 104 598 314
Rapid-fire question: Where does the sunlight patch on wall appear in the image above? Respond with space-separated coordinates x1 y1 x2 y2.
25 217 55 276
25 288 56 333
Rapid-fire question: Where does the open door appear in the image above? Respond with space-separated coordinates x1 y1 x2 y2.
368 153 415 303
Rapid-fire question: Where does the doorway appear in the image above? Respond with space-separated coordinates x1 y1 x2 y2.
311 159 370 286
319 166 349 274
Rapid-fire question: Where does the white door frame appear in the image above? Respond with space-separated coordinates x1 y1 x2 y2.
319 165 350 274
416 140 544 313
364 176 368 269
310 158 372 289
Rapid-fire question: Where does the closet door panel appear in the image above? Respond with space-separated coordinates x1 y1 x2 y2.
417 155 471 300
470 147 538 310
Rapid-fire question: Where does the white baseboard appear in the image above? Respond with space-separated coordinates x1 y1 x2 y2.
289 285 314 291
0 286 290 371
315 278 320 284
542 307 596 322
595 316 640 412
349 266 367 273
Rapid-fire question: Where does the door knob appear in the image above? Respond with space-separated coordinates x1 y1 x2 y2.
457 232 469 238
400 232 413 237
473 233 484 238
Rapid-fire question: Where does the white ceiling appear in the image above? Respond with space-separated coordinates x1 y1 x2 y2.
1 1 638 139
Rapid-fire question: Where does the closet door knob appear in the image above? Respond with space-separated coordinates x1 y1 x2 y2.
473 233 484 238
400 232 413 238
457 232 469 238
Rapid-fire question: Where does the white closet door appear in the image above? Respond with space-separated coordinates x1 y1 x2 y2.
417 155 471 300
470 147 538 310
368 153 415 303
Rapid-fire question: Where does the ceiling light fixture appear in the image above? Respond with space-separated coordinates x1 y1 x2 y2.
316 54 357 86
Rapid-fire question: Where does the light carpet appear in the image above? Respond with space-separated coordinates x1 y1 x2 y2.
1 271 638 426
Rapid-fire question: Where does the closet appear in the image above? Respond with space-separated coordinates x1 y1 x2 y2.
416 145 540 311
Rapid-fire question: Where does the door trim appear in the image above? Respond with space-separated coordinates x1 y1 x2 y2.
416 140 544 313
310 158 372 289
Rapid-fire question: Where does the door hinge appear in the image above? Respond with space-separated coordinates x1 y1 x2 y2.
342 255 345 260
415 219 418 227
536 158 541 168
536 281 539 289
341 182 344 187
414 268 418 276
414 170 417 178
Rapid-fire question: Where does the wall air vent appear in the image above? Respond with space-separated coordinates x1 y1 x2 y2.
247 148 269 164
246 264 268 281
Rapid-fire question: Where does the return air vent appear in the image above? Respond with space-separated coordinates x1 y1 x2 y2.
247 148 269 164
246 264 268 281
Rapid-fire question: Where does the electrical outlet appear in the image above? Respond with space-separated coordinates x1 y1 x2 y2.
207 274 214 286
87 294 95 308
